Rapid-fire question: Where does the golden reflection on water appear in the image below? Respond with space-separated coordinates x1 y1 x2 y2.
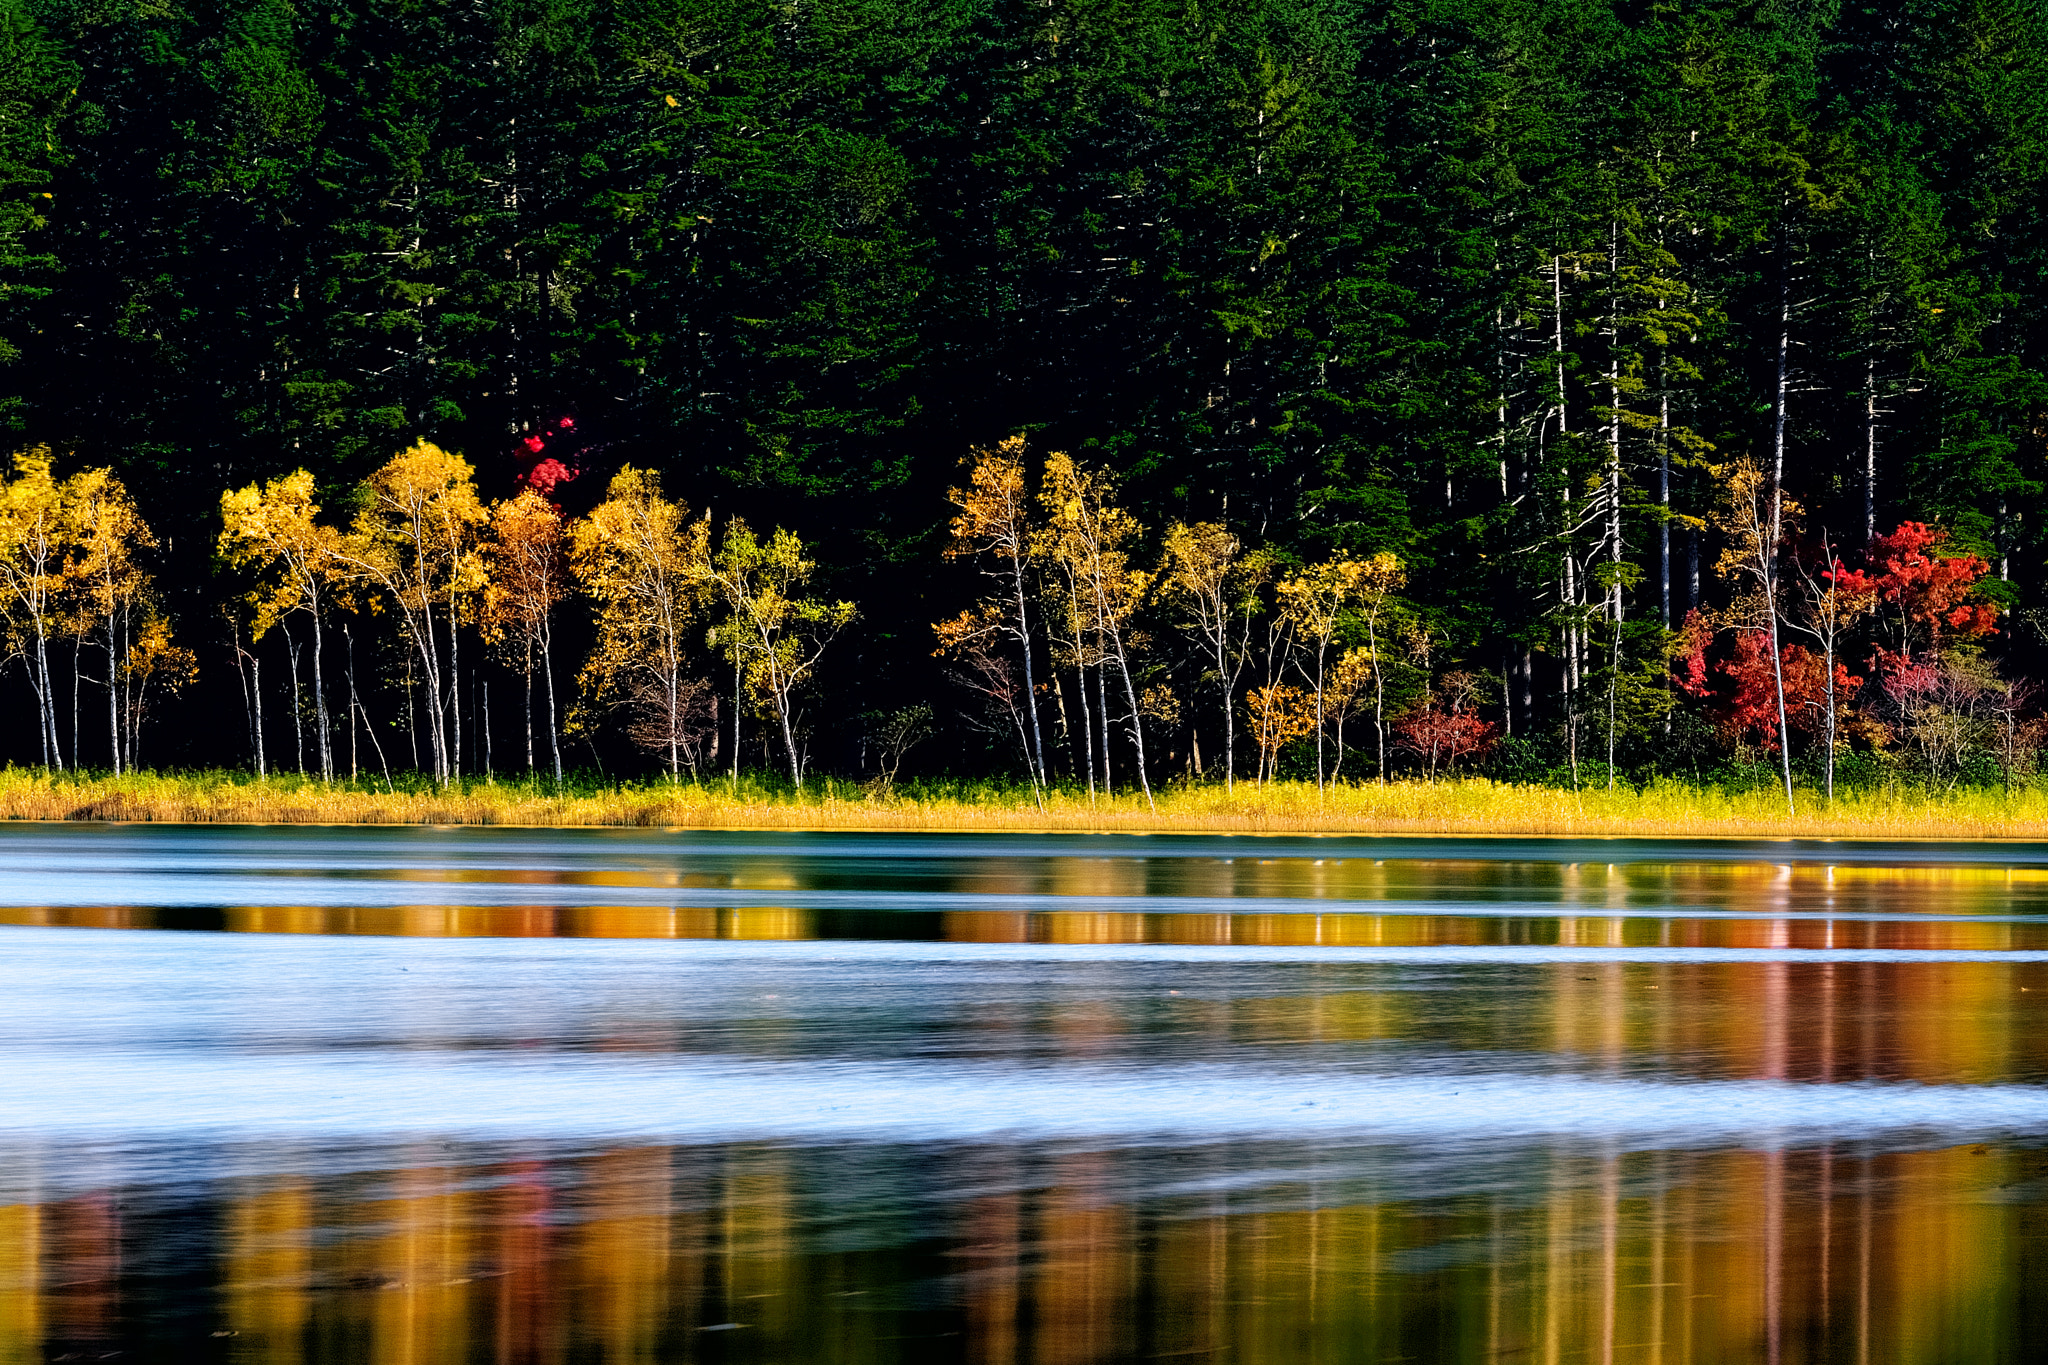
1 1140 2043 1363
10 855 2048 950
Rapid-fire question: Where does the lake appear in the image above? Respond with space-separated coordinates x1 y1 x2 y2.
2 824 2045 1363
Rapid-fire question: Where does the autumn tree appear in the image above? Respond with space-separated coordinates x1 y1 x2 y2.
117 605 196 769
334 442 487 782
62 468 159 774
569 468 715 780
947 436 1046 787
1787 531 1877 801
1393 672 1500 779
1278 557 1370 792
488 489 572 781
1042 453 1155 810
1245 683 1314 784
934 601 1041 799
1713 459 1797 814
709 519 856 790
218 470 342 779
0 449 66 765
1161 521 1268 791
1353 554 1405 783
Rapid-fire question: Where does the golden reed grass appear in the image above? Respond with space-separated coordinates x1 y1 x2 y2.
3 768 2047 839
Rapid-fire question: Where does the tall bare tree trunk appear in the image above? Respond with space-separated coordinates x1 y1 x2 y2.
1768 227 1797 816
106 607 121 775
1010 559 1045 788
311 599 331 780
1864 355 1878 546
544 634 562 784
284 623 304 776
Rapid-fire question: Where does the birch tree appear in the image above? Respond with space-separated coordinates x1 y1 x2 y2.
334 441 487 782
1041 453 1156 810
0 449 66 766
218 470 342 779
1277 557 1367 792
946 436 1046 788
1714 458 1797 814
62 468 155 774
1161 520 1268 791
709 519 855 790
488 488 571 781
568 468 714 780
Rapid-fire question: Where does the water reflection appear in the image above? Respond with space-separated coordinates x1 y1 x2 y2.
3 1137 2046 1363
4 828 2048 1362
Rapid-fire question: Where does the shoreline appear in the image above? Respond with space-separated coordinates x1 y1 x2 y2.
4 771 2048 842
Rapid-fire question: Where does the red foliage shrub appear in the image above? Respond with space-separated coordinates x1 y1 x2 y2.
1393 702 1498 777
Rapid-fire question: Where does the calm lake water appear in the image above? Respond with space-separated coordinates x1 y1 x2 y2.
3 825 2048 1363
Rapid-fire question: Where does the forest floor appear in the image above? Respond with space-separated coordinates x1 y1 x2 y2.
3 768 2047 840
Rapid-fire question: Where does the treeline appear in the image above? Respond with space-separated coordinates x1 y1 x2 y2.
0 437 2027 802
2 442 854 785
1 0 2046 789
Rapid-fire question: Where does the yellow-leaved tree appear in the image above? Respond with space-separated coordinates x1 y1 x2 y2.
62 467 162 775
1161 520 1269 791
1277 558 1369 792
709 519 855 790
568 468 715 780
1041 452 1155 809
487 489 573 782
218 469 342 779
333 441 487 782
0 449 68 766
945 436 1045 788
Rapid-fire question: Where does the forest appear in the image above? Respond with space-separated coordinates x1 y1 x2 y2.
0 0 2045 797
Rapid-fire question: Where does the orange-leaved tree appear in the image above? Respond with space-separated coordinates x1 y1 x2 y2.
1041 452 1155 809
946 436 1047 790
487 488 573 781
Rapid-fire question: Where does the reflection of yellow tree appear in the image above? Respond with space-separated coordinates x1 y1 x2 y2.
333 442 487 782
709 520 855 789
218 470 341 779
570 470 715 780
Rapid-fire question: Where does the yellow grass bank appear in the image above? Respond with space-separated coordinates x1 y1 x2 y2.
3 769 2048 839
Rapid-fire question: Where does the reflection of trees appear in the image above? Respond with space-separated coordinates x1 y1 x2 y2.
0 1133 2041 1363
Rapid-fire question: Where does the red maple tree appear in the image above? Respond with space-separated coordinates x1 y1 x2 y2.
1828 522 1997 655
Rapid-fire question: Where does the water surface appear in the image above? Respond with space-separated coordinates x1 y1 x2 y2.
2 825 2045 1362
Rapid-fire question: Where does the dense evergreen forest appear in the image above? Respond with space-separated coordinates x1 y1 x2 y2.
1 0 2045 791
